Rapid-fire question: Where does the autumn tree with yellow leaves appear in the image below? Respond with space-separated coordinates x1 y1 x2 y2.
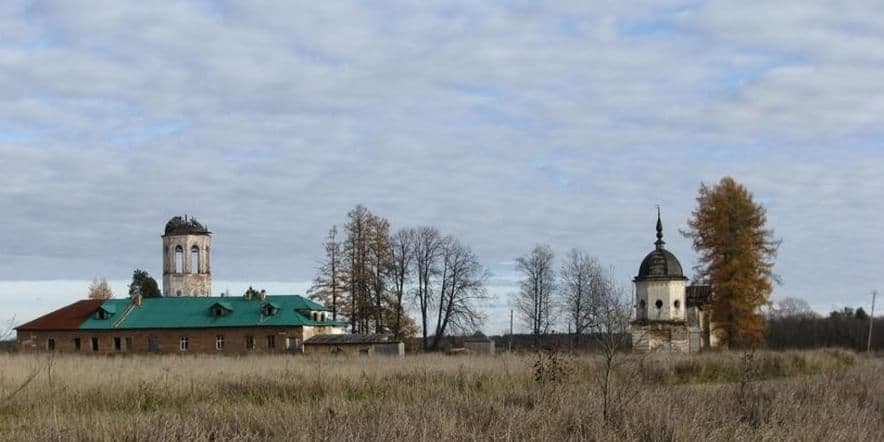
683 177 781 348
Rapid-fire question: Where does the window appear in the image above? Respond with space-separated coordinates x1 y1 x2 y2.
179 336 189 352
639 300 646 308
91 337 99 352
113 337 122 352
262 304 278 316
47 338 55 351
245 336 255 350
176 290 182 296
125 337 133 351
73 338 81 351
655 299 663 309
673 300 681 309
191 245 200 274
267 335 276 349
216 335 224 351
175 245 184 273
148 336 160 353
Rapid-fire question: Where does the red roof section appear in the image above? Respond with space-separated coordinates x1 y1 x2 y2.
15 300 104 331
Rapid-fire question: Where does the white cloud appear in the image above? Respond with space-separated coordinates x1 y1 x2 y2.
0 1 882 326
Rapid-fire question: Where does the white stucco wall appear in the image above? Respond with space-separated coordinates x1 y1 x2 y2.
635 279 686 321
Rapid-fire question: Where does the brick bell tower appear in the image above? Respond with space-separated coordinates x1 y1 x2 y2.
162 215 212 296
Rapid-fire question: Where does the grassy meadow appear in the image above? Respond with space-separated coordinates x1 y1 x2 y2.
0 349 881 441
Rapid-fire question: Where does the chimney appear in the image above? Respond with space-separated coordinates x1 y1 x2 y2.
132 293 143 306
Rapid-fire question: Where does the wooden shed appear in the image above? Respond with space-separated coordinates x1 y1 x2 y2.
303 334 404 357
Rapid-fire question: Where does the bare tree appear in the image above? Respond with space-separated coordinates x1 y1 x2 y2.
308 226 346 321
560 249 602 346
388 228 415 339
514 244 557 342
366 215 392 333
88 277 114 300
342 205 373 333
772 296 817 319
587 271 638 425
430 237 489 350
413 226 443 350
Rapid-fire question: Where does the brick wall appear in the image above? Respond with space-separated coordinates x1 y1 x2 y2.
16 326 340 355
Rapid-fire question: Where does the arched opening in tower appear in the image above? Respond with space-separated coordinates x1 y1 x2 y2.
191 245 200 274
175 245 184 273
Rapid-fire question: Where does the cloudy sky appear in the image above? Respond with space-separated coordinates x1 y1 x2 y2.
2 1 882 334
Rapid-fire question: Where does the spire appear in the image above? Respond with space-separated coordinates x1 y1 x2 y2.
655 206 665 249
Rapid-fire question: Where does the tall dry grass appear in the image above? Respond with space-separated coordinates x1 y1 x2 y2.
0 349 881 441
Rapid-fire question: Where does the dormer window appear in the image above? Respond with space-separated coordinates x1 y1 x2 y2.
262 302 280 316
210 302 233 317
95 305 116 320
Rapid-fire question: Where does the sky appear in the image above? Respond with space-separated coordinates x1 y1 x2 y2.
1 1 883 335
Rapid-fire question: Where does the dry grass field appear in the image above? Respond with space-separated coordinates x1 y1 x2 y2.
0 349 881 441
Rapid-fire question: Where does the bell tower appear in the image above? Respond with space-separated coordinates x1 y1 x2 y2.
162 215 212 296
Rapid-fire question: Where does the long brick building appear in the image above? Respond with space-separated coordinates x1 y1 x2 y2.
16 293 345 354
15 215 346 354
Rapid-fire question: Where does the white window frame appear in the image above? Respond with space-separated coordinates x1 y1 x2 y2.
215 335 224 351
179 336 189 352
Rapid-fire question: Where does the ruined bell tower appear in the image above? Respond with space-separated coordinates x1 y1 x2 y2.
162 215 212 296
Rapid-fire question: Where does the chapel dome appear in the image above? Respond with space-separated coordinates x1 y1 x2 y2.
637 248 685 280
635 210 687 281
164 215 211 236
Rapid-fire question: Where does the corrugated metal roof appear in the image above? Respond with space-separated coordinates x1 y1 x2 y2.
304 334 392 345
686 285 713 307
15 300 105 331
80 295 345 330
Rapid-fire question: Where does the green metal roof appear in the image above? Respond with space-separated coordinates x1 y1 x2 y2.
79 295 346 330
98 304 116 314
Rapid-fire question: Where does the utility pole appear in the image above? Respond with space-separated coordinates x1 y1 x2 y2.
509 309 514 352
868 290 877 353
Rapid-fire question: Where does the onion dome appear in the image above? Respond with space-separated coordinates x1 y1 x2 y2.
635 208 687 281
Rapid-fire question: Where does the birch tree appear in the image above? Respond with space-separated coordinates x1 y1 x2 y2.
560 249 601 345
514 244 557 340
388 228 415 339
88 277 114 300
413 226 443 350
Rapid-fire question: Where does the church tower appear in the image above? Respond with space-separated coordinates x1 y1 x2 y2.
632 209 691 352
162 215 212 296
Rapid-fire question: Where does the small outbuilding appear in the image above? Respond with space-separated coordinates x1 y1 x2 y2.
463 332 495 355
303 333 404 357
